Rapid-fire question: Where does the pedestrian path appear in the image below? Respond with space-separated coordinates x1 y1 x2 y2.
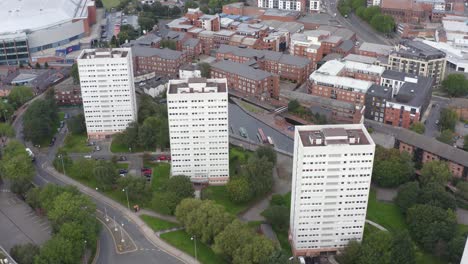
365 220 388 231
137 209 178 223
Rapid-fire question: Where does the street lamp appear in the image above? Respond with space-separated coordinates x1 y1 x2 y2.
191 235 197 261
58 154 66 175
122 188 130 210
114 215 118 232
120 222 125 243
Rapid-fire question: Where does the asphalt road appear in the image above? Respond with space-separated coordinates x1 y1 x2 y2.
423 96 450 138
12 98 184 264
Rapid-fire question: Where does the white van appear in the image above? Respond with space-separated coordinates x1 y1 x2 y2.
84 155 92 159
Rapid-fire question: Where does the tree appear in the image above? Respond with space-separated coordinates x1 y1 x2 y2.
70 63 80 84
165 175 194 201
370 14 394 33
151 192 180 215
464 134 468 150
10 243 39 264
356 6 366 18
226 177 253 203
336 240 362 264
0 100 14 122
0 123 15 138
138 16 157 32
93 161 117 191
447 235 466 263
138 116 159 149
288 99 300 112
184 0 199 11
395 181 420 214
198 62 211 78
67 113 86 134
8 86 34 108
44 62 49 69
47 192 96 231
351 0 365 9
116 176 152 203
35 62 41 69
363 6 380 21
420 161 451 186
233 235 276 264
110 35 118 47
22 98 58 145
437 129 455 145
160 39 177 50
185 200 234 244
213 220 256 260
406 204 457 252
439 108 458 131
390 231 416 264
262 205 289 230
419 183 457 210
255 145 277 166
0 140 35 194
372 146 414 187
175 198 203 225
34 236 76 264
456 181 468 200
442 74 468 97
358 231 392 264
409 122 425 134
245 155 274 197
267 250 290 264
69 158 95 180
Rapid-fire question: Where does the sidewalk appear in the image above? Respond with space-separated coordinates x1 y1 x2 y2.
137 209 178 223
43 164 199 264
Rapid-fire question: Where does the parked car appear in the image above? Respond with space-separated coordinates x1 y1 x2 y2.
239 127 247 138
141 167 152 175
64 113 70 119
49 137 56 146
59 121 65 128
119 169 128 174
119 156 127 161
95 145 101 151
84 155 92 159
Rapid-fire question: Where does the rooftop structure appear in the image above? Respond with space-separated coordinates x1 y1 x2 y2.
131 46 184 60
357 42 394 56
343 54 378 64
309 72 373 93
211 60 273 80
393 40 445 60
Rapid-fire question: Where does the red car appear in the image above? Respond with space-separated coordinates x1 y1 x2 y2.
141 167 152 175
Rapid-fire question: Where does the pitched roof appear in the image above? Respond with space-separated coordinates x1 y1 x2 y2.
131 46 184 60
211 60 273 81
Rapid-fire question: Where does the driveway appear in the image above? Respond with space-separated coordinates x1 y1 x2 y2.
0 188 51 251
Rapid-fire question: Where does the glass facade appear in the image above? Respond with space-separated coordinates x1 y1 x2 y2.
0 37 29 65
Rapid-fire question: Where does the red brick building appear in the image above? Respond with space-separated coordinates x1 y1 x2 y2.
211 60 280 99
131 46 188 77
54 78 82 106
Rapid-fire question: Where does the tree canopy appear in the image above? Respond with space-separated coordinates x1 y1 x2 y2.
152 175 194 215
0 140 35 194
70 63 79 84
419 161 451 186
442 74 468 97
372 146 414 187
22 97 58 145
67 113 86 135
198 62 211 78
409 122 425 134
436 129 454 145
439 108 458 131
8 86 34 109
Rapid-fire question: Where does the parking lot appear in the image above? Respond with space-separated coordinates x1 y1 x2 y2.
0 188 51 251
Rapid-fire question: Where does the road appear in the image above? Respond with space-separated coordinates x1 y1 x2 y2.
321 0 393 45
423 96 450 138
11 97 190 264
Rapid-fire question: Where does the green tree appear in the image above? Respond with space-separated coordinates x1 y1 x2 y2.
407 204 457 252
362 6 380 21
233 235 276 264
395 181 420 214
47 192 96 232
22 98 59 145
358 231 392 264
409 122 425 134
390 231 416 264
184 0 199 11
447 235 466 263
464 134 468 150
336 240 362 264
213 220 256 260
0 100 15 122
37 184 77 212
370 14 394 33
165 175 194 200
255 145 277 166
351 0 365 9
372 146 414 187
437 129 455 145
93 161 117 191
34 236 76 264
0 123 15 137
67 113 86 134
442 74 468 97
0 140 35 194
226 177 253 203
117 176 152 203
69 158 94 180
245 155 274 197
10 243 39 264
456 181 468 200
175 198 203 225
26 187 42 209
151 192 180 215
44 62 49 69
160 39 177 50
419 183 456 210
138 116 159 149
420 161 451 186
138 16 157 32
440 108 458 131
267 250 290 264
198 62 211 78
262 205 289 230
182 200 234 244
35 62 41 69
356 6 366 18
8 85 34 108
288 99 300 112
71 63 80 84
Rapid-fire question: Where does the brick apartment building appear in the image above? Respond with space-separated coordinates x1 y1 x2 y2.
365 70 432 128
131 46 188 77
168 8 220 32
54 78 82 106
380 0 427 23
355 42 393 58
211 60 280 99
216 44 313 83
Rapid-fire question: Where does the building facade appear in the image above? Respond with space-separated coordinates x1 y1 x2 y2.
167 78 229 185
290 124 375 256
388 40 446 86
131 46 188 77
77 48 138 139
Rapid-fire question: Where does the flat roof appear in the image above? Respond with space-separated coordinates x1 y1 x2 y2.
394 40 446 59
358 42 394 55
316 60 345 76
0 0 93 34
310 71 373 93
79 48 130 59
211 60 273 81
344 60 385 75
168 78 227 94
131 46 183 60
343 54 378 64
296 124 373 147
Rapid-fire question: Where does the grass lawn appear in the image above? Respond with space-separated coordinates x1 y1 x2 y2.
238 101 266 114
149 162 170 192
366 189 406 232
110 140 145 153
140 214 179 231
58 111 65 121
116 163 129 170
202 186 251 215
61 134 92 153
101 0 121 9
160 230 227 264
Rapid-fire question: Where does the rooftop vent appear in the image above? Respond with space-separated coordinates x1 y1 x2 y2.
410 89 414 93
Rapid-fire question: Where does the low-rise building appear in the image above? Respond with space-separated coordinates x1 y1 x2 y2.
211 60 280 99
132 46 188 77
448 98 468 120
54 78 82 106
355 42 394 58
